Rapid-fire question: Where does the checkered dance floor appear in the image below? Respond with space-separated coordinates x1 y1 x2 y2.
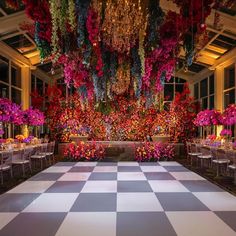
0 161 236 236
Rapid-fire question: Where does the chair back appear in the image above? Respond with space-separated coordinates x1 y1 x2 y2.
1 151 13 166
50 141 55 153
41 143 48 153
200 146 210 155
186 142 191 153
23 147 33 160
226 150 236 163
210 147 218 159
216 149 226 160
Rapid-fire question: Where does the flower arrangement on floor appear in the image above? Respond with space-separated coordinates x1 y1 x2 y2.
64 141 105 161
135 142 175 162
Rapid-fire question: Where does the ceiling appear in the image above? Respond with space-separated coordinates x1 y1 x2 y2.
0 0 236 80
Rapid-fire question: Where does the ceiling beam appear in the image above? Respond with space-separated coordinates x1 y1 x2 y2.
0 41 32 67
0 11 31 35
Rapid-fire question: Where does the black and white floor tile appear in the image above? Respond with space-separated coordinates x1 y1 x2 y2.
0 161 236 236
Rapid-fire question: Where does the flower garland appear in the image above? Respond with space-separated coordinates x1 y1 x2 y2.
68 0 76 31
76 0 91 47
22 0 52 60
102 0 143 53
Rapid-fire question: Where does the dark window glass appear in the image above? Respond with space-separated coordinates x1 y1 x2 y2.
175 77 186 83
31 75 35 92
11 87 21 104
11 125 21 137
11 66 21 88
0 82 9 98
202 97 208 109
209 95 214 109
224 89 235 108
164 84 174 101
36 78 43 95
0 61 9 83
45 83 48 94
209 74 214 95
224 66 235 89
175 84 184 94
165 77 174 83
164 102 170 111
194 83 199 99
200 78 208 98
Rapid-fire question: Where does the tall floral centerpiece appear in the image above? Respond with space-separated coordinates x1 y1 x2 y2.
194 109 222 138
220 104 236 141
22 107 45 137
0 98 24 138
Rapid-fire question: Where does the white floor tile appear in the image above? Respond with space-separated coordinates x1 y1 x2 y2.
170 172 205 180
159 161 182 166
117 193 163 212
23 193 78 212
8 181 55 193
93 166 118 172
140 166 167 172
149 180 189 192
166 211 236 236
118 162 139 166
118 172 147 181
75 162 97 167
81 181 117 193
43 167 72 173
56 212 116 236
193 192 236 211
58 172 91 181
0 213 18 230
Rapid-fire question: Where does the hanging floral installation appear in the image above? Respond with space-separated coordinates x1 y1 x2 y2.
7 0 220 104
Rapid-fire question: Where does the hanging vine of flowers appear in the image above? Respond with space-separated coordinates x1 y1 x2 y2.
14 0 218 104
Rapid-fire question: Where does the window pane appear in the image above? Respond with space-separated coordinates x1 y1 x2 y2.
31 75 35 92
224 89 235 108
202 97 208 109
209 95 214 109
0 82 9 98
194 83 199 99
11 87 21 104
175 77 186 83
200 78 208 98
175 84 184 94
36 78 43 95
164 102 170 111
0 60 9 83
165 77 174 83
209 74 214 95
164 84 174 101
224 66 235 90
11 66 21 88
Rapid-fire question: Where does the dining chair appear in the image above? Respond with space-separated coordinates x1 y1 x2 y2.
45 141 55 165
189 143 202 166
227 150 236 184
212 149 230 177
197 146 212 168
0 151 13 184
12 148 32 177
30 144 47 170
